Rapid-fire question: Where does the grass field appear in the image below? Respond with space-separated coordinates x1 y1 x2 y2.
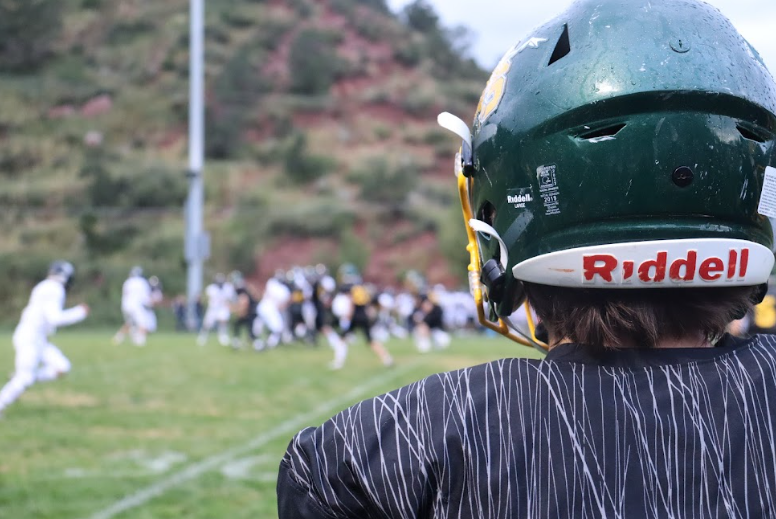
0 330 543 519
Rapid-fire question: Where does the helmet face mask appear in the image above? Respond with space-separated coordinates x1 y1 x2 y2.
440 0 776 349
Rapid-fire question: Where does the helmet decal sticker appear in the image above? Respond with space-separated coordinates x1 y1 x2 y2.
475 54 512 126
475 37 547 127
506 188 533 209
537 165 561 216
757 166 776 218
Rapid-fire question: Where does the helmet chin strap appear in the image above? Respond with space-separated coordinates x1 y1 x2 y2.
467 219 509 272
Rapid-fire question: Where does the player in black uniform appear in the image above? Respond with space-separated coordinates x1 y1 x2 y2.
412 291 450 353
311 265 349 369
229 271 258 350
278 0 776 517
338 264 393 367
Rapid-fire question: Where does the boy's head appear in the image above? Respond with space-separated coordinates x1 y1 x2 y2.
441 0 776 349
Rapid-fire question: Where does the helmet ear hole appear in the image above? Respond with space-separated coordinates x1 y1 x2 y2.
478 201 496 227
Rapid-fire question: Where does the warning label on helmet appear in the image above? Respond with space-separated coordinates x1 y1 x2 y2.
537 165 561 216
757 166 776 218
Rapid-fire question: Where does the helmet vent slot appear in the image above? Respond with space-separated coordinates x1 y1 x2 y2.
737 124 767 143
548 24 571 66
577 123 626 140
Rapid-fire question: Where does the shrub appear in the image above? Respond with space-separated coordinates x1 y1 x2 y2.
107 20 155 45
267 201 355 238
282 133 336 184
352 16 385 42
220 7 257 28
0 0 63 72
79 212 140 255
0 252 52 320
349 157 418 208
338 232 370 273
116 163 188 208
80 148 128 207
437 202 469 285
288 29 342 95
207 45 270 159
206 105 244 160
288 0 313 17
358 0 390 14
394 41 423 67
402 0 438 33
401 89 436 115
0 140 39 178
330 0 354 16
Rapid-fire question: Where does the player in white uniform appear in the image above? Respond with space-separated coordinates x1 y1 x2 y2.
0 261 89 415
113 266 152 346
255 274 291 350
197 273 236 346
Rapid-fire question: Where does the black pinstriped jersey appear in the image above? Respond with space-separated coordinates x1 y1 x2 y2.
278 334 776 518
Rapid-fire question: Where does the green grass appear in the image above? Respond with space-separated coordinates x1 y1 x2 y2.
0 330 542 519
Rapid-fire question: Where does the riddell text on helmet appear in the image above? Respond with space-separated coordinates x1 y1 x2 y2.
583 249 749 284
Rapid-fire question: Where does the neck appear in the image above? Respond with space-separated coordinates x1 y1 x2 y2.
550 332 713 350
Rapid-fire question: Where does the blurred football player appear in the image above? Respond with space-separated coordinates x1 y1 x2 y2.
197 273 236 346
145 275 163 334
339 267 393 368
0 261 89 415
412 291 450 353
311 268 348 369
113 266 152 346
254 271 292 350
229 271 259 349
279 0 776 516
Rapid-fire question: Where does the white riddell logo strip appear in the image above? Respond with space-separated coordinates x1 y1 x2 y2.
583 249 748 284
512 239 774 288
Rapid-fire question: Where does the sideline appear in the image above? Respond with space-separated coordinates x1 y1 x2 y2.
84 362 418 519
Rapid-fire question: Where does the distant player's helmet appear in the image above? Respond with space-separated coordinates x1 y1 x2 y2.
214 272 226 287
130 266 143 278
320 275 336 293
149 275 161 288
439 0 776 347
402 269 427 295
229 270 244 288
49 260 75 289
337 263 362 285
315 263 328 277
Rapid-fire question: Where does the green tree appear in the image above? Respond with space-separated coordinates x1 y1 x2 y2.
0 0 63 71
351 158 418 209
283 133 336 184
288 29 341 95
207 45 269 159
402 0 439 33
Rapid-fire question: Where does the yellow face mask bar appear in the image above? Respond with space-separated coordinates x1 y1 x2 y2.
440 112 547 351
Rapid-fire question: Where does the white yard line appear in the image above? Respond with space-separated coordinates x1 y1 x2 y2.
85 363 417 519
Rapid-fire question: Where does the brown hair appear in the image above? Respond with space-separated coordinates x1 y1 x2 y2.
523 282 759 351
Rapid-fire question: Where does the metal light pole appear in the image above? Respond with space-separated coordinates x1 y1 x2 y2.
185 0 208 329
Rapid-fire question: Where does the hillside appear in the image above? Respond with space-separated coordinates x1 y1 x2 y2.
0 0 488 323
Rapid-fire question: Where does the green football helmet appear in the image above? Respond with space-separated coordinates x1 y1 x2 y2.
440 0 776 348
